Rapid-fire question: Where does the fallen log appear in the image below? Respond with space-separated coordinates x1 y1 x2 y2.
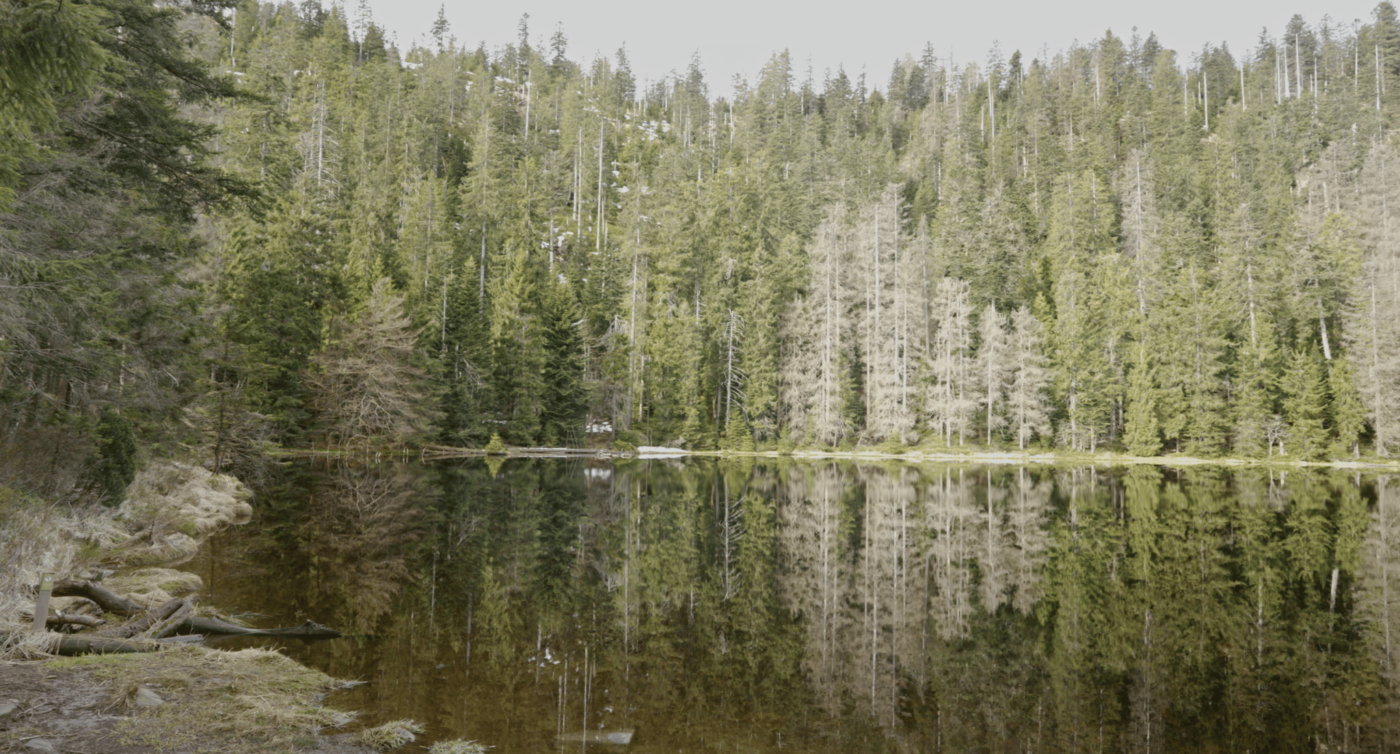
51 636 162 655
46 613 105 630
145 600 195 639
51 580 144 617
175 616 340 639
106 597 187 639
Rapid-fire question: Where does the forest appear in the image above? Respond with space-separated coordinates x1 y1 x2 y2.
6 0 1400 496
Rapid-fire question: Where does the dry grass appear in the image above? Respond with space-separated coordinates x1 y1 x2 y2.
102 567 204 609
428 741 491 754
48 645 359 752
113 462 254 565
0 487 119 659
1 462 255 659
352 719 424 750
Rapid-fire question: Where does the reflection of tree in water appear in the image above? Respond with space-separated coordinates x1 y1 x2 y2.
925 467 979 641
778 463 849 718
246 460 1400 753
298 462 426 635
1360 475 1400 746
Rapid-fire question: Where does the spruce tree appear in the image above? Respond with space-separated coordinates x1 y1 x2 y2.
1329 356 1366 457
488 248 545 444
1123 347 1162 456
539 280 589 446
1280 347 1329 459
95 409 138 506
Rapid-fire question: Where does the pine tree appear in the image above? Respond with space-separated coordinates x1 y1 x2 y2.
436 259 490 445
1280 347 1329 459
1123 346 1161 456
95 409 138 507
539 280 589 446
1329 356 1366 457
488 248 545 444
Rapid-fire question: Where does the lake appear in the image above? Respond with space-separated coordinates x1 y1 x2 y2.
196 458 1400 752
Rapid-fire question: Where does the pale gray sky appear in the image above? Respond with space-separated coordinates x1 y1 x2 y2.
372 0 1385 96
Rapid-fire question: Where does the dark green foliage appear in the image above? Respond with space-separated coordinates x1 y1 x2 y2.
539 282 589 446
94 409 138 506
1123 352 1161 457
1329 357 1366 457
1281 348 1329 460
11 0 1400 473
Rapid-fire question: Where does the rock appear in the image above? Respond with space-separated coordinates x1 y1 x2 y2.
133 686 164 707
0 699 19 727
24 739 56 753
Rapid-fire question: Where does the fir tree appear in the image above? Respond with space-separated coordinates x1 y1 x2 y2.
95 409 138 507
1329 357 1366 457
1280 347 1329 459
539 280 589 446
1123 346 1161 457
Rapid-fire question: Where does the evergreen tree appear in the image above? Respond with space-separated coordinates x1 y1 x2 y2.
487 249 545 444
539 280 589 446
436 259 489 445
1123 346 1161 456
1280 347 1329 459
95 409 138 506
1329 357 1366 457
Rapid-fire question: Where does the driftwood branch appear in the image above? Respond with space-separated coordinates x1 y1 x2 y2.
51 580 145 617
177 617 340 639
145 600 196 639
105 597 186 638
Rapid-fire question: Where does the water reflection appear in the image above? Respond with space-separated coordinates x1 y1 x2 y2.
204 460 1400 753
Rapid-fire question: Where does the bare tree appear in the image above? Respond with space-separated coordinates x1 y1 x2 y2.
1353 141 1400 456
856 186 915 442
308 278 430 445
925 277 975 444
977 302 1013 444
1006 306 1051 449
781 206 850 445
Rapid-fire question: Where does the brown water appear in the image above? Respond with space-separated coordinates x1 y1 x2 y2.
197 458 1400 753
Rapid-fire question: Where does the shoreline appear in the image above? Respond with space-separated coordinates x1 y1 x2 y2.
381 444 1400 472
0 463 382 754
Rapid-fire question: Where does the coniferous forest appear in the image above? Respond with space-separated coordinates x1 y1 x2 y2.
8 0 1400 487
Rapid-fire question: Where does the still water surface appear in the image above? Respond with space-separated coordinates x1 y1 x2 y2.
198 459 1400 753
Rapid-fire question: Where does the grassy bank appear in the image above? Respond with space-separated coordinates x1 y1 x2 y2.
0 464 372 753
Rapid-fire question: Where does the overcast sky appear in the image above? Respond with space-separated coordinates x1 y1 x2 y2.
372 0 1386 96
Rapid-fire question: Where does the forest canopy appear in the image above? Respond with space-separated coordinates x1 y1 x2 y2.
5 0 1400 495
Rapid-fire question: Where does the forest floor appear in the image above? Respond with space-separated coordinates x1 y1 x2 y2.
0 464 382 754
